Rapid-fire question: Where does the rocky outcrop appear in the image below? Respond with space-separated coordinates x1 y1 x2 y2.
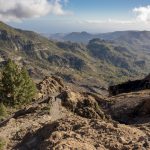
109 90 150 124
56 90 107 119
0 29 27 51
108 74 150 124
37 76 65 97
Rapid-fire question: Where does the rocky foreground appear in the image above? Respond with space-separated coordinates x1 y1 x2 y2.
0 76 150 150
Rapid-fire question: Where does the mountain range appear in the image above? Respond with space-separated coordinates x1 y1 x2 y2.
1 21 150 150
49 31 150 52
1 21 150 93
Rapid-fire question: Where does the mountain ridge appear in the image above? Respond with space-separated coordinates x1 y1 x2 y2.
49 31 150 52
0 21 150 90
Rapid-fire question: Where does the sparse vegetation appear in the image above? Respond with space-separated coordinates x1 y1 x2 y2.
0 103 7 120
0 138 6 150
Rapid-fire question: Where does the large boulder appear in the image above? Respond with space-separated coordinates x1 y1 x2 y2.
109 90 150 124
56 90 106 119
37 76 65 98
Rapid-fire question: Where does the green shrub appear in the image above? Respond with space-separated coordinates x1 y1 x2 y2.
0 103 7 120
0 138 6 150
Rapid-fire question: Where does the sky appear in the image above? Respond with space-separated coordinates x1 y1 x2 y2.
1 0 150 33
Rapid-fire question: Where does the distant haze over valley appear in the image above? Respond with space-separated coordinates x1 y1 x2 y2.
48 30 150 46
1 21 150 87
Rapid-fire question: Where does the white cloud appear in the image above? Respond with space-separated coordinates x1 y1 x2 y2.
75 18 148 32
0 0 70 22
133 5 150 22
86 19 134 25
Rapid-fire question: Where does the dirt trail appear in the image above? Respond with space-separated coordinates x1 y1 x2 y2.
50 98 66 121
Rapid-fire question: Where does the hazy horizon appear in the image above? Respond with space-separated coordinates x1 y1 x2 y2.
43 30 150 35
1 0 150 33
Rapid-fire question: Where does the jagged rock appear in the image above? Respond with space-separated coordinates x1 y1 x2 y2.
57 90 106 119
37 76 65 98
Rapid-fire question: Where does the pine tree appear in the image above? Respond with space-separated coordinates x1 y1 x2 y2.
0 59 37 106
20 67 37 104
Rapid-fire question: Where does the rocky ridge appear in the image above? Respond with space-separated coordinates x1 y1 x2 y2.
0 76 150 149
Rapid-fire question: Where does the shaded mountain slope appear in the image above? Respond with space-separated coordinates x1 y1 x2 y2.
109 89 150 125
109 74 150 96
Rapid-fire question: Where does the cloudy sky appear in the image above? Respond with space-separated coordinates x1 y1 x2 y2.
1 0 150 33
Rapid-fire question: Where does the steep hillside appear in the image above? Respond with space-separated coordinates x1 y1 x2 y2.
0 21 150 90
57 39 150 83
87 39 148 71
99 31 150 53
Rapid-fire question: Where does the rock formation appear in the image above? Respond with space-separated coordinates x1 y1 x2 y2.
0 75 150 150
56 90 107 119
37 76 65 98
